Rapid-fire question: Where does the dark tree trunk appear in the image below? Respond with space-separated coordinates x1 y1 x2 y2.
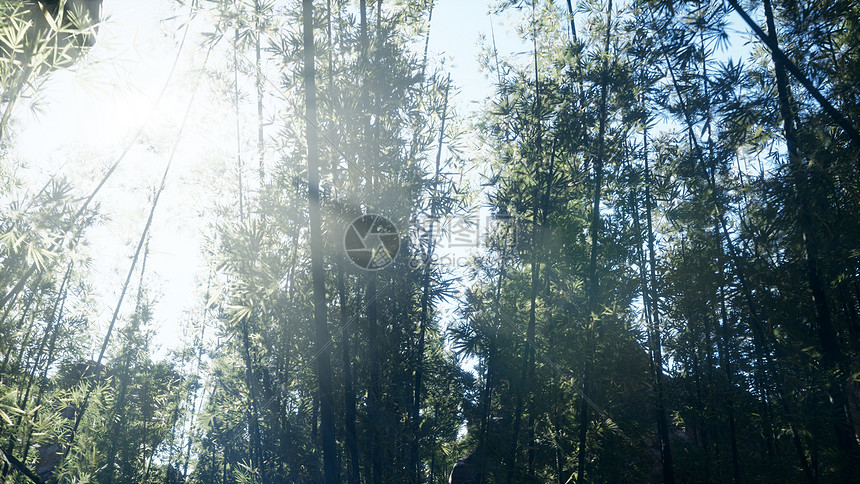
639 126 676 484
507 16 546 482
240 318 265 482
761 0 839 373
255 0 264 181
412 75 450 484
302 1 339 483
338 260 361 484
358 1 382 481
577 1 611 481
761 0 858 471
367 273 382 484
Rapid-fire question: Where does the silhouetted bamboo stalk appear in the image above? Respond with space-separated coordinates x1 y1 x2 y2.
103 238 149 484
63 46 205 465
255 0 265 182
507 10 546 481
760 0 859 470
643 132 676 484
412 73 449 484
652 9 814 477
725 0 860 151
577 1 612 481
0 20 193 314
303 1 339 482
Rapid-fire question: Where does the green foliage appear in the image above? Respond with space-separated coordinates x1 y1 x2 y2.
1 0 859 482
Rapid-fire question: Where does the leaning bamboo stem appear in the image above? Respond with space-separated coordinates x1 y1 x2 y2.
63 45 206 465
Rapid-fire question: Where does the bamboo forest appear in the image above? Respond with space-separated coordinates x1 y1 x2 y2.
1 0 860 482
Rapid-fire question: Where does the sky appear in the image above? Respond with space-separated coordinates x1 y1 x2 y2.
6 0 754 360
